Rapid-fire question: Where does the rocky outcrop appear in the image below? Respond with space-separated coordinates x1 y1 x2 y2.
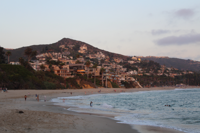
81 84 95 89
76 78 96 89
107 81 113 88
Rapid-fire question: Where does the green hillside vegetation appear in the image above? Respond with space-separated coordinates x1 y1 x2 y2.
0 64 102 89
0 64 66 89
1 46 101 90
0 47 6 64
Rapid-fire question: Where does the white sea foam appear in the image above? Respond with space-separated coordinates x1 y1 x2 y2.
174 88 200 90
102 103 113 108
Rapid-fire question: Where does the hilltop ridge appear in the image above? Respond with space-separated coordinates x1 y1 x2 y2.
4 38 200 72
7 38 129 62
140 56 200 72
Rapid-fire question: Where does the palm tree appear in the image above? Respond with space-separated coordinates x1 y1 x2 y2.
31 50 37 59
19 57 24 65
100 67 105 87
24 47 37 62
85 60 91 79
59 63 65 69
40 64 45 71
24 47 32 61
76 54 80 58
5 51 11 63
75 60 81 64
92 64 97 86
0 47 6 64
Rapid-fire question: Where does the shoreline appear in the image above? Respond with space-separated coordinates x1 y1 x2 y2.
0 86 199 133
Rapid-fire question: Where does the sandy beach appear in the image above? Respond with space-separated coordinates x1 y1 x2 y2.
0 86 198 133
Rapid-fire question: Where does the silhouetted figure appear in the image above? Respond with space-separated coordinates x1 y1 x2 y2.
90 101 93 107
24 95 27 101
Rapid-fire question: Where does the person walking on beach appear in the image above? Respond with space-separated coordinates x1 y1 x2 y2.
44 95 46 102
37 95 39 102
63 98 65 103
24 95 27 101
90 101 93 107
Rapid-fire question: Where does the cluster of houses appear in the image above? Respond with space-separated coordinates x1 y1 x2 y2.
9 44 194 87
136 60 194 78
28 57 137 87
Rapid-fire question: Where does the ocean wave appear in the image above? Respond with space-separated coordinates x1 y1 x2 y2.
51 88 200 133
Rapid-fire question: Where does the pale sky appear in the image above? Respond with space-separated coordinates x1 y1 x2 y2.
1 0 200 61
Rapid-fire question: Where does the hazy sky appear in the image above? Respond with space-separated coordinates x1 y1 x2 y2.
1 0 200 61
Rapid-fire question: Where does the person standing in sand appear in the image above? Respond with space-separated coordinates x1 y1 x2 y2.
24 95 27 101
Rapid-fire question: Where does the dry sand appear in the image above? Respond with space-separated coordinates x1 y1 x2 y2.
0 86 198 133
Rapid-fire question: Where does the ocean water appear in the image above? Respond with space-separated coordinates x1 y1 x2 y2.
51 88 200 133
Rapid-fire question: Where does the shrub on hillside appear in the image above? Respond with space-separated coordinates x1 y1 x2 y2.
111 82 119 88
66 78 81 89
44 81 56 89
0 64 32 80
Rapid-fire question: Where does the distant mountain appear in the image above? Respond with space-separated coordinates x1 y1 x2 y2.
6 38 129 62
4 38 200 72
140 56 200 72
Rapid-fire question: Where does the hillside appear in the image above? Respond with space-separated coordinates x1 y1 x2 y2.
4 38 200 72
0 64 98 89
140 57 200 72
0 64 65 89
7 38 129 62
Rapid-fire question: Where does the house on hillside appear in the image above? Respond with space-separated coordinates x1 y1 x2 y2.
76 57 85 63
69 64 86 75
63 51 70 56
102 63 112 70
114 58 123 63
188 71 194 74
96 52 105 59
78 44 87 54
131 57 137 60
52 65 72 78
59 45 65 49
89 54 96 59
121 68 127 72
128 60 136 64
36 54 46 61
68 44 74 49
59 59 72 65
107 73 120 84
9 62 20 65
127 70 137 75
30 61 45 71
